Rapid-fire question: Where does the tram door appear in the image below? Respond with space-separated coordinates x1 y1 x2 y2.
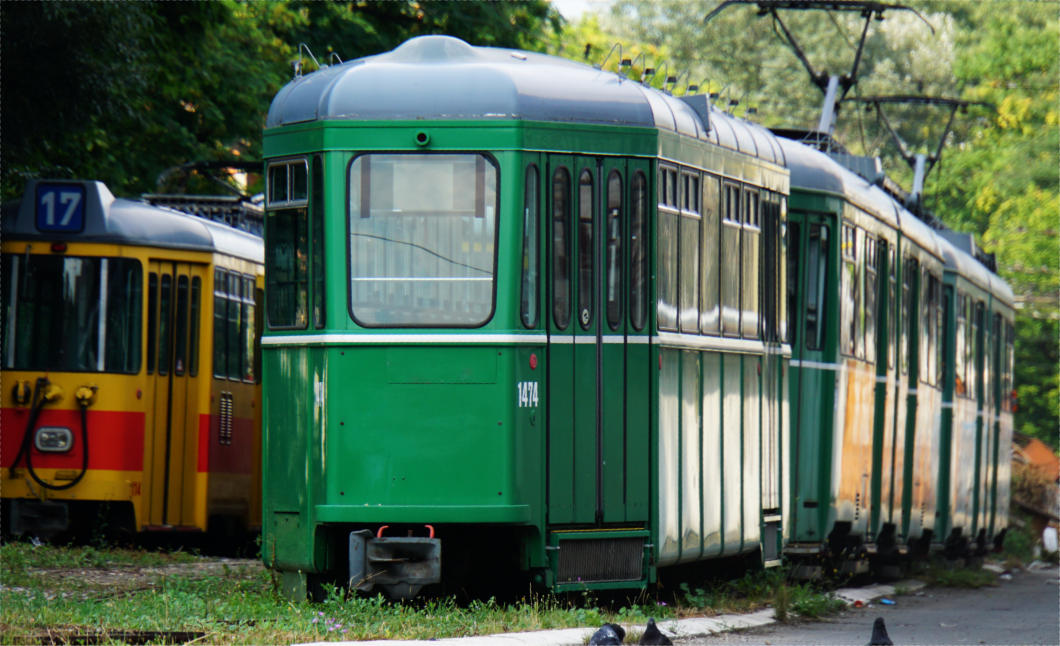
144 260 206 528
787 213 834 539
547 155 650 526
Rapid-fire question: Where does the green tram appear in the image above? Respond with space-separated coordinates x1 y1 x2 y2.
260 35 789 598
781 138 1015 576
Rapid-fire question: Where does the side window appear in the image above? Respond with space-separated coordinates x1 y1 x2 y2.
265 158 310 329
741 189 760 339
805 223 829 351
552 167 571 330
864 235 877 364
700 175 720 335
189 276 201 377
605 170 623 331
242 275 255 382
227 272 242 381
720 183 741 336
901 257 917 377
761 195 781 342
841 224 858 357
629 171 648 331
521 165 540 329
785 221 801 348
888 247 897 371
147 273 158 374
159 273 172 376
311 155 326 329
213 269 227 378
578 169 595 330
679 170 700 333
174 275 189 375
956 293 967 396
657 165 679 331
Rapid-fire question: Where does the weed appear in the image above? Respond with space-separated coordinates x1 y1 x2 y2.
923 565 997 588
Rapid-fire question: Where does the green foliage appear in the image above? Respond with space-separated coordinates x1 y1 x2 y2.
0 0 560 201
570 0 1059 449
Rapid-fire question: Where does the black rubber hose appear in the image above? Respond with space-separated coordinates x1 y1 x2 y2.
8 377 49 479
25 398 90 491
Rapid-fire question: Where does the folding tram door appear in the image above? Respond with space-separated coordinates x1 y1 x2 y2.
143 260 207 529
545 154 651 587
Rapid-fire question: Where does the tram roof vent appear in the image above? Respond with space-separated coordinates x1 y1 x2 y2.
678 94 712 135
824 151 884 186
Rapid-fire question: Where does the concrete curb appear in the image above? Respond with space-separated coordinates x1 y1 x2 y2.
296 580 926 645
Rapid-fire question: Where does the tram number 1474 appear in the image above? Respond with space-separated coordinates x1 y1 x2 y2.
517 381 539 408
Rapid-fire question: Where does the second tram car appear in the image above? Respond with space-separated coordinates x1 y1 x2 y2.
1 180 264 538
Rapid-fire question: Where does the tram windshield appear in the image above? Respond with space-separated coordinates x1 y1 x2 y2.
348 153 498 327
2 254 142 373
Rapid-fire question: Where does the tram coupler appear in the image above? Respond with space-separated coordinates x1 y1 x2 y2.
348 525 441 599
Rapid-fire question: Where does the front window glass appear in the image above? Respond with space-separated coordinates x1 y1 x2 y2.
3 254 142 373
349 153 497 327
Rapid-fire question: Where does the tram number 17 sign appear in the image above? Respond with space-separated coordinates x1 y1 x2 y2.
36 183 86 233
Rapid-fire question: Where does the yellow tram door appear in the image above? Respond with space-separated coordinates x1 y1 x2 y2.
143 260 208 529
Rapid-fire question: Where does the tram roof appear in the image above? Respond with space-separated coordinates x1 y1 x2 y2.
778 137 947 260
4 180 263 264
266 35 785 165
938 235 1015 309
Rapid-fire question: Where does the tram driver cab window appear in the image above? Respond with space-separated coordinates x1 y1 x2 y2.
265 158 310 329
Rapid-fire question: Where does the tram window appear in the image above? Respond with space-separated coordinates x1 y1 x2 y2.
605 170 623 331
840 224 858 357
267 159 309 208
761 197 781 342
227 272 243 381
189 277 201 377
242 275 255 382
741 190 759 339
720 184 740 336
700 175 720 335
1 255 142 374
785 221 800 347
805 224 829 351
629 171 648 331
864 235 877 364
956 293 967 396
578 169 595 329
888 247 897 371
521 165 540 329
159 274 172 376
552 166 572 330
265 204 308 329
657 165 679 332
901 257 917 378
175 276 189 376
920 270 939 385
311 155 326 329
147 273 158 374
348 153 498 327
679 172 700 334
1003 322 1014 411
213 269 227 378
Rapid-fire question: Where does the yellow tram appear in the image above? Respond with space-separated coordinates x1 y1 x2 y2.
2 179 263 538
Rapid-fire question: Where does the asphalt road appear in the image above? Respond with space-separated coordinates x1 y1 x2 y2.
688 564 1060 645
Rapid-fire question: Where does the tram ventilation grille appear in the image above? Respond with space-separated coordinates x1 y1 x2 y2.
557 537 643 584
219 392 233 446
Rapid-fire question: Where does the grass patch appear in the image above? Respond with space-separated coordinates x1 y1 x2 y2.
676 569 843 622
0 543 682 644
922 565 997 589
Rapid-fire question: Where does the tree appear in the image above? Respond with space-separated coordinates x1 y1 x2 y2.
0 0 560 200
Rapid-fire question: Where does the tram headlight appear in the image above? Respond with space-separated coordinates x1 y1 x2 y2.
34 427 73 453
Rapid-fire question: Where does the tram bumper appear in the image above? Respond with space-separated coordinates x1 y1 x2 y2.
8 499 69 537
348 528 441 599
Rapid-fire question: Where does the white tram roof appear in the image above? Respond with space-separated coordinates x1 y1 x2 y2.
5 180 263 264
938 235 1015 310
266 35 785 165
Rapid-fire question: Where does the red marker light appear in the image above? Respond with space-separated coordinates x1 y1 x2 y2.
529 353 538 370
51 242 67 253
